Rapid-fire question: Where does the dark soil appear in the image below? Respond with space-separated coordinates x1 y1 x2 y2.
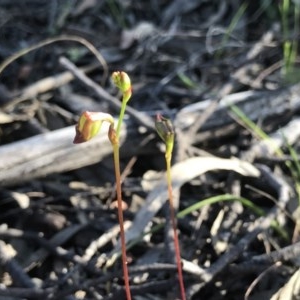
1 1 300 300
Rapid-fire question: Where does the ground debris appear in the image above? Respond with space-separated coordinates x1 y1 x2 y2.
0 1 299 299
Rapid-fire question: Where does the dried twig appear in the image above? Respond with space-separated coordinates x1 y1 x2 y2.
0 240 35 288
59 56 155 131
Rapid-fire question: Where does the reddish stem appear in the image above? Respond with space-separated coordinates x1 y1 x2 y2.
166 156 186 300
113 143 132 300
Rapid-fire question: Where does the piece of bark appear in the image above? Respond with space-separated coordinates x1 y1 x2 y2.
176 83 300 133
0 119 144 186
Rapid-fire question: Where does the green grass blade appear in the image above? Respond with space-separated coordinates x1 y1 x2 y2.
177 194 265 218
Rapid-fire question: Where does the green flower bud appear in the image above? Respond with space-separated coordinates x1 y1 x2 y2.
111 71 132 103
73 111 114 144
155 114 174 159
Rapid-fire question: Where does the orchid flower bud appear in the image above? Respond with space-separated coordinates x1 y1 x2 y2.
73 111 114 144
111 71 132 103
108 123 118 146
155 114 174 159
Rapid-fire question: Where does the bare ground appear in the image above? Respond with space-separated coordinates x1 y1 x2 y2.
1 1 300 300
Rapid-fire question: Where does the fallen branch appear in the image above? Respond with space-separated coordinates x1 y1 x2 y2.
0 120 143 186
1 83 300 185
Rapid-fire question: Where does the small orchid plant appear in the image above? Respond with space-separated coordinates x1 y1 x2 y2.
73 72 185 300
73 71 132 300
155 114 186 300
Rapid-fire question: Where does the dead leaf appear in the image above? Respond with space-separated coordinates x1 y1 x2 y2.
73 0 98 16
117 156 260 251
0 112 14 124
271 269 300 300
120 22 157 49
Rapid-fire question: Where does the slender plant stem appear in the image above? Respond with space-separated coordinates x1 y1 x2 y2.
111 72 132 300
116 101 127 138
112 143 132 300
166 155 186 300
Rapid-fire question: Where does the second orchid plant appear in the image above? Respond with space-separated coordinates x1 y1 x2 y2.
73 72 185 300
